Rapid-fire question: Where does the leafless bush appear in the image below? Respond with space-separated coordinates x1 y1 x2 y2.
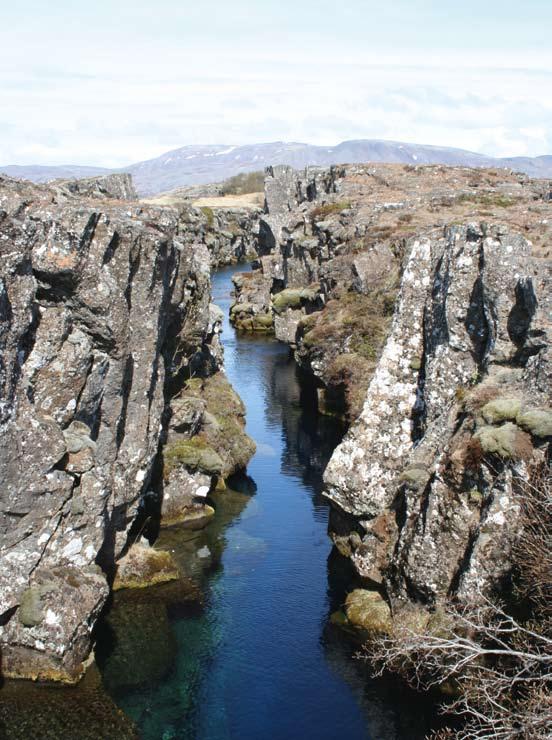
362 462 552 739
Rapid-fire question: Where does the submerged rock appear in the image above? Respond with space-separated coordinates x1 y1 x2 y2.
344 589 393 636
0 664 138 739
113 544 180 590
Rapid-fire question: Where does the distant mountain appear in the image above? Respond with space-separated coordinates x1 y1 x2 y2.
2 140 551 196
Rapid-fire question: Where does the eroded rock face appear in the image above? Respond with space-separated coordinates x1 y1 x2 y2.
231 163 551 421
324 223 551 611
161 203 261 269
0 174 253 681
237 163 550 621
53 173 138 201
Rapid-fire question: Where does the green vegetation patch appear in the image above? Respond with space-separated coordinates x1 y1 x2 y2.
114 546 180 591
516 409 552 438
458 192 517 208
164 436 223 477
220 171 264 195
200 206 215 227
300 291 395 420
310 201 351 221
18 587 45 627
272 287 317 313
344 589 393 635
174 371 255 477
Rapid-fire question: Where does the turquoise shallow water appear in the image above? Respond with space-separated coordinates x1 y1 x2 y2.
94 264 434 740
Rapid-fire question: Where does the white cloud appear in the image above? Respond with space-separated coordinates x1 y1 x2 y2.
0 13 550 165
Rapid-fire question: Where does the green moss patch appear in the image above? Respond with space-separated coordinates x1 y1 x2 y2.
516 408 552 438
400 465 431 490
474 423 533 460
310 201 351 220
164 436 223 477
18 587 44 627
344 589 393 635
114 545 180 591
457 192 517 208
481 397 522 424
300 291 395 420
200 206 215 227
272 287 317 313
167 371 256 480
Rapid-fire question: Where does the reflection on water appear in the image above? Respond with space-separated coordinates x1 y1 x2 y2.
0 264 435 739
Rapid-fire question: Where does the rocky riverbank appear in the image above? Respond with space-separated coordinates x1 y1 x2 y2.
0 173 255 682
1 161 549 688
229 163 551 631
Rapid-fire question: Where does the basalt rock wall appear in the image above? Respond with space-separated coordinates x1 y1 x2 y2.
151 201 261 269
231 163 551 624
0 174 254 682
324 224 551 617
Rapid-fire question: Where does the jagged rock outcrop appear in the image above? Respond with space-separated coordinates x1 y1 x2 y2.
324 223 551 617
0 174 254 682
231 163 551 626
143 194 261 268
190 205 261 267
54 173 138 201
232 164 551 423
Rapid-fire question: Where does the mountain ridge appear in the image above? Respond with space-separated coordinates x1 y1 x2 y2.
2 139 551 196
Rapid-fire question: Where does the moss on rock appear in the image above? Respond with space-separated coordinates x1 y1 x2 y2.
481 397 521 424
272 288 316 314
474 422 533 460
18 586 45 627
344 589 393 635
516 408 552 438
399 465 431 490
163 437 223 477
114 544 180 591
162 503 215 529
329 609 349 627
310 201 351 220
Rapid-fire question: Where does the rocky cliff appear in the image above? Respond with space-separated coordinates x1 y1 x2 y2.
0 174 254 682
179 203 260 268
324 224 551 623
142 189 262 268
233 163 551 627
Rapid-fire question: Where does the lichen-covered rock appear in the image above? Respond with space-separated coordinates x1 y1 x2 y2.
171 202 261 268
0 173 248 681
324 222 551 611
53 173 138 201
163 371 255 484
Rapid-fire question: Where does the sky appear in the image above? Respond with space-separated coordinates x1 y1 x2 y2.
1 0 551 166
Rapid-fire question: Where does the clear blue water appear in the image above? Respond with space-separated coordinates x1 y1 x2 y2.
95 265 433 740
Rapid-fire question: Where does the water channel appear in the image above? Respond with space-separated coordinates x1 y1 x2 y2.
0 264 434 739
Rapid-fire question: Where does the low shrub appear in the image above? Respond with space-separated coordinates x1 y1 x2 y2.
220 171 264 195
